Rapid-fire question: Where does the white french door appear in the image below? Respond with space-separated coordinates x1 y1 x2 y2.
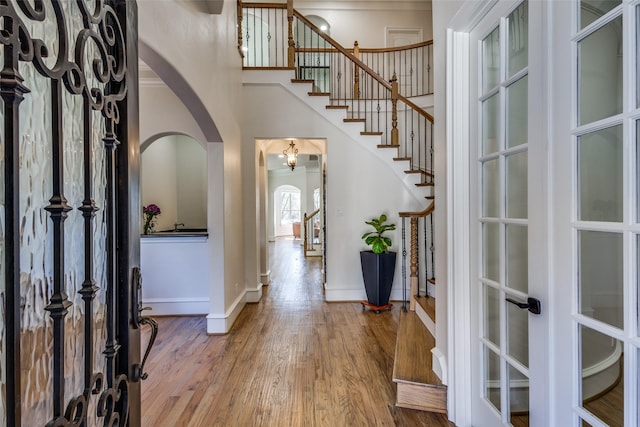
551 1 639 426
466 1 548 425
449 0 640 425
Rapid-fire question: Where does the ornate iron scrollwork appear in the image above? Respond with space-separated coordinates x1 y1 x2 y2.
1 0 131 425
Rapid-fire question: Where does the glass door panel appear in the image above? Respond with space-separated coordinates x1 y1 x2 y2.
578 16 623 126
573 2 631 425
477 2 531 424
578 231 623 329
577 126 623 222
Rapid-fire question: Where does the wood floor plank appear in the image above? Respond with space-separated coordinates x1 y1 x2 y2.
141 237 453 426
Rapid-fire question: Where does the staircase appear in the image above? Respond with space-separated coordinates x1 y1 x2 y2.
239 0 443 415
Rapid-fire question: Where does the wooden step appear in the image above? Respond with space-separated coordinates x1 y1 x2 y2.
343 118 366 123
394 157 411 162
393 310 447 414
291 79 315 84
425 196 435 200
416 295 436 324
377 144 399 149
326 105 348 110
308 92 330 96
361 131 383 136
416 182 435 187
405 170 422 175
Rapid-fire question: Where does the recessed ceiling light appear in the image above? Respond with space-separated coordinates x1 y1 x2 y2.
320 25 328 31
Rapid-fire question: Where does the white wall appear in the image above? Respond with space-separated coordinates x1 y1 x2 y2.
243 81 425 301
139 84 206 145
139 0 245 333
141 137 178 231
176 138 208 228
141 136 207 231
295 1 433 47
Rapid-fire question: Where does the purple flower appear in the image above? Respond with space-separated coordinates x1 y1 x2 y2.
143 204 161 216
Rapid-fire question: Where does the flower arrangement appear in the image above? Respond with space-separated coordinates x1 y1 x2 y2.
142 204 161 235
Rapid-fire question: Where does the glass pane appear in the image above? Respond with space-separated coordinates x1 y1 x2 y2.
482 94 500 155
507 297 529 367
483 222 500 282
506 152 528 219
578 125 622 222
483 284 501 346
506 225 528 293
506 76 528 148
508 364 530 427
483 27 500 93
483 159 499 218
579 231 623 329
579 16 623 125
485 346 502 412
580 0 621 29
507 2 528 77
580 325 623 426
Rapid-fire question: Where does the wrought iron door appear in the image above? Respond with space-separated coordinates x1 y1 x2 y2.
0 1 143 425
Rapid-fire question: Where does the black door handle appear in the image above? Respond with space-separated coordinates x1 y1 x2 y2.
506 297 541 315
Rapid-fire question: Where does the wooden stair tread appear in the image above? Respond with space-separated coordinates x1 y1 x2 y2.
394 157 411 161
344 118 366 123
405 170 422 175
416 182 435 187
326 105 348 110
425 196 435 200
416 296 436 324
291 79 315 84
393 311 442 387
361 131 383 136
308 92 330 96
377 144 399 149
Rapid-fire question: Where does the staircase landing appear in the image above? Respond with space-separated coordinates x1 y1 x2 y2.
393 310 447 414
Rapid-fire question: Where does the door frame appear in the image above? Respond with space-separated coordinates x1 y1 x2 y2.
447 0 551 425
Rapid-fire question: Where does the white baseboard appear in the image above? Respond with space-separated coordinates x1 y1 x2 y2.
246 283 263 303
325 288 367 301
431 347 447 385
260 270 271 285
206 291 246 334
324 287 407 303
142 297 209 316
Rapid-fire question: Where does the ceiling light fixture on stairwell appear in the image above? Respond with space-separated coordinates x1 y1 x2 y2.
284 141 298 171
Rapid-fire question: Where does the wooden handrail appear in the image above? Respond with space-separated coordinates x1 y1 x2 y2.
398 96 434 122
242 2 287 9
399 202 434 219
351 40 433 53
292 10 393 92
305 208 320 219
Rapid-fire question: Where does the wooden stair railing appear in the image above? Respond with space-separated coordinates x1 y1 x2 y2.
399 203 435 312
239 1 435 186
303 208 321 257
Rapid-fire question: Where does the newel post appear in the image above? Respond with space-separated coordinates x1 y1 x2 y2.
391 73 399 146
287 0 295 68
353 41 360 99
237 0 244 58
409 216 418 311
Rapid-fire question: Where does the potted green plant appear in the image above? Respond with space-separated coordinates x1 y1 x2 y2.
360 213 397 309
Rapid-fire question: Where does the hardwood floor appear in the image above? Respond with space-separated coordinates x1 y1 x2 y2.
141 237 453 426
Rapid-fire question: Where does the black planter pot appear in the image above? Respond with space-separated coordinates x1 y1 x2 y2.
360 251 397 306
